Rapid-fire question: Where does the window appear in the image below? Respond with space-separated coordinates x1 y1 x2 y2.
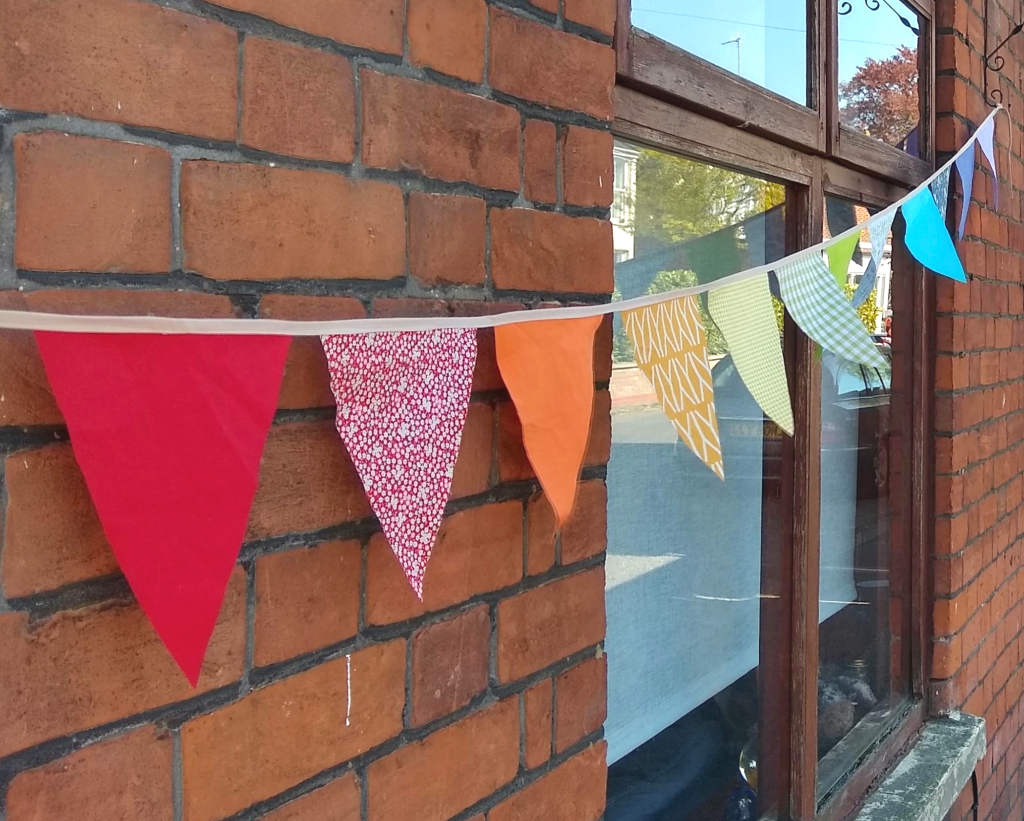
609 2 935 818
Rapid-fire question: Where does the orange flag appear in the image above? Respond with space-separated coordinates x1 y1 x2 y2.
495 316 602 526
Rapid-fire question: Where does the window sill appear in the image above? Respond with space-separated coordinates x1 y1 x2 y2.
853 713 985 821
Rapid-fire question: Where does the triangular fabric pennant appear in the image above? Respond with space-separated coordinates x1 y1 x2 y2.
34 332 291 685
955 143 977 240
853 208 897 308
321 330 477 597
707 275 794 436
495 317 601 525
902 186 967 282
826 232 860 289
851 258 878 309
623 297 725 479
776 254 888 370
976 117 998 209
930 166 951 220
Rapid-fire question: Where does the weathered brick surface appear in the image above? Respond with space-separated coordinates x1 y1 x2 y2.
366 699 520 821
182 641 405 821
565 0 616 35
254 541 361 667
409 192 487 287
555 655 607 752
260 773 361 821
0 0 237 139
181 162 405 281
5 727 173 821
561 481 609 564
362 71 520 191
207 0 404 54
14 133 171 273
241 38 356 164
489 743 607 821
0 569 245 758
524 120 558 204
0 3 615 819
408 0 487 82
411 605 491 726
366 502 524 625
497 568 606 682
491 209 614 293
489 10 615 120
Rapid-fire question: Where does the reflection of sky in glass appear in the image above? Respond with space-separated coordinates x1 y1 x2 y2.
631 0 919 106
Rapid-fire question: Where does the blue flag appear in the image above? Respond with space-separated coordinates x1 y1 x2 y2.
902 187 967 282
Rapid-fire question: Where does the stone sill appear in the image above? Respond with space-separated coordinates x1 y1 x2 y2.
854 713 986 821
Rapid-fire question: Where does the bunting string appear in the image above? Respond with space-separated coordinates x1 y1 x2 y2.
0 108 1002 337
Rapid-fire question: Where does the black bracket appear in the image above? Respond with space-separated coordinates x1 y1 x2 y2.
838 0 920 35
985 0 1024 106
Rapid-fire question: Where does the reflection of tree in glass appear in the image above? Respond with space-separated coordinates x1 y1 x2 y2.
840 46 919 147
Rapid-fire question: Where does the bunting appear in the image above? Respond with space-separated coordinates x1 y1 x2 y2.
708 275 794 436
322 330 477 597
903 187 967 282
623 297 724 479
776 254 887 369
826 232 861 289
34 333 291 685
852 209 897 308
495 317 601 525
931 166 951 219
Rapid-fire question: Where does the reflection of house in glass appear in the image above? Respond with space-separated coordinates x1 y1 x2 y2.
612 143 639 264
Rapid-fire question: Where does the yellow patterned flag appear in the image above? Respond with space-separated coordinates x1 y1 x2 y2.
623 296 725 480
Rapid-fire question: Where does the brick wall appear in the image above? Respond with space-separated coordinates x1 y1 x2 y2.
935 3 1024 821
0 1 615 819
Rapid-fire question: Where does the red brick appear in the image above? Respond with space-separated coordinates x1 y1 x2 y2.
497 567 605 682
451 403 494 499
527 492 557 576
498 400 534 482
411 605 491 726
491 209 613 293
565 0 616 35
524 120 558 204
258 295 367 410
209 0 403 54
0 291 238 429
181 162 405 281
555 655 607 752
489 10 615 120
247 420 372 539
2 444 117 599
489 743 607 821
366 699 520 821
561 481 608 564
366 502 524 625
408 0 487 83
5 727 173 821
254 540 361 667
562 126 614 208
586 390 612 465
241 38 355 163
182 641 405 821
14 133 171 273
261 773 360 821
409 193 487 287
524 678 553 768
362 71 520 191
0 0 236 140
0 569 245 758
528 0 558 11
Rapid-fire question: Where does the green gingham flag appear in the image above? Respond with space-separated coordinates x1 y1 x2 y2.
708 274 794 435
776 253 888 370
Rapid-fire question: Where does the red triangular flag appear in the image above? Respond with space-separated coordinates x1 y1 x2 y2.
321 330 477 596
34 332 291 685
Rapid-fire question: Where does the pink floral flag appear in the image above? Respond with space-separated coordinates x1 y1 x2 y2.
321 330 478 596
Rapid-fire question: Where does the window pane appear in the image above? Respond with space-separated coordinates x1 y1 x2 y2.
632 1 809 106
838 0 922 156
606 139 788 821
817 197 907 793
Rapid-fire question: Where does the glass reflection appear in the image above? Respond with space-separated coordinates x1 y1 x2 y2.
632 0 809 106
839 0 922 155
606 140 787 821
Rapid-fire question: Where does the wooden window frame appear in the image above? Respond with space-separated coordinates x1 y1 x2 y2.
615 0 935 186
612 6 936 806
